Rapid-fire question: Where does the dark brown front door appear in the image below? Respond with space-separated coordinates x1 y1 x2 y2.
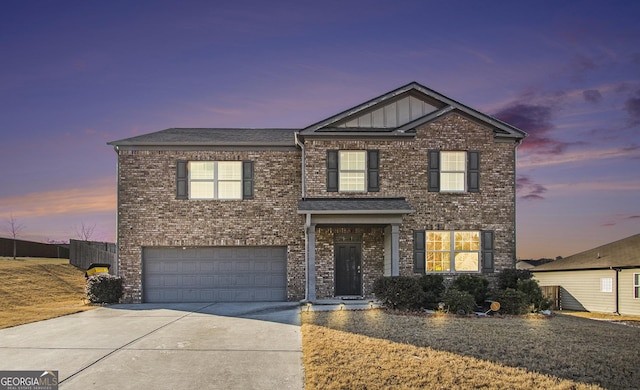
335 243 362 296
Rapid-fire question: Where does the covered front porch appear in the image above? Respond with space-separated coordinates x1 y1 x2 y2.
298 198 413 302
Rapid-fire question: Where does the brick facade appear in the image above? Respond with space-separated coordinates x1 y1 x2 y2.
116 149 305 303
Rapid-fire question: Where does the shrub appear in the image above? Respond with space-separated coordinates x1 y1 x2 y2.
441 289 476 315
418 274 445 309
451 274 489 305
493 288 530 315
497 269 532 290
517 279 553 311
86 274 123 304
372 276 423 311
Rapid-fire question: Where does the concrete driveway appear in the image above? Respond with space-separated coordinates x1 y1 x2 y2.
0 303 303 389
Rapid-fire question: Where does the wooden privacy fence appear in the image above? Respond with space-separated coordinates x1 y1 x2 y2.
70 240 117 274
541 285 561 310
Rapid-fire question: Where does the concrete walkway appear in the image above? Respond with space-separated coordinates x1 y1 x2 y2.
0 303 303 389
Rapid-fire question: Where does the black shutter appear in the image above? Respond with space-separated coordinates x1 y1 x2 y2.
481 230 494 273
468 151 480 192
242 161 254 199
327 150 338 192
367 150 379 192
176 160 188 199
413 230 426 273
427 150 440 192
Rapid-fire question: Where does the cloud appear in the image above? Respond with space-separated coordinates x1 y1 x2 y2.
0 178 115 219
624 90 640 125
583 89 603 104
600 214 640 227
518 145 640 168
494 102 576 154
516 175 547 201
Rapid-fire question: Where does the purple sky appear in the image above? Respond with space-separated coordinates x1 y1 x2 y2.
1 1 639 259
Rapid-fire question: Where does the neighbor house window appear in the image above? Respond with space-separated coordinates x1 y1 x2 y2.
426 231 480 272
339 151 366 192
634 274 640 299
440 151 466 191
188 161 242 200
600 278 613 293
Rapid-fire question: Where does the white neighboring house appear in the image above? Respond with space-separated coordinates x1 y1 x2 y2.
532 233 640 316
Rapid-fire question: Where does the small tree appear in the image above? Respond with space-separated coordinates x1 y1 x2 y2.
6 214 25 259
74 222 96 241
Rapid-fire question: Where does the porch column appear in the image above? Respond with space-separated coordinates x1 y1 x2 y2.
391 224 400 276
307 223 317 302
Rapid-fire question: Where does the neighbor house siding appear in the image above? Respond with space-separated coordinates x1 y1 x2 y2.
618 268 640 316
303 113 517 279
116 148 304 303
534 270 617 313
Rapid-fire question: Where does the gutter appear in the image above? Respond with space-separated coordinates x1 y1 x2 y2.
612 267 621 315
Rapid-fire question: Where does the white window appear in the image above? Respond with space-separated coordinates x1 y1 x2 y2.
634 274 640 299
600 277 613 293
440 151 466 192
426 231 480 272
339 151 366 192
188 161 242 200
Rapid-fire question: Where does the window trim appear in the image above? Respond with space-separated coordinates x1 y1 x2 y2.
600 277 613 293
440 151 467 192
188 161 243 200
338 150 367 193
425 230 481 273
634 273 640 299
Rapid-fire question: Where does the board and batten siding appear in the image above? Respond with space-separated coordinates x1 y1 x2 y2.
534 270 617 313
618 268 640 316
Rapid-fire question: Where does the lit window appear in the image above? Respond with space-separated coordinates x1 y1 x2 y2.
440 151 466 192
339 151 366 192
634 274 640 299
189 161 242 200
426 231 480 272
600 278 613 293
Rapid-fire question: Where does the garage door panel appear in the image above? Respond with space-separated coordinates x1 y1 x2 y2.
143 246 287 303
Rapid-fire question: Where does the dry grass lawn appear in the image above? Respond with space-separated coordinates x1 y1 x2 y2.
0 257 94 328
302 310 640 389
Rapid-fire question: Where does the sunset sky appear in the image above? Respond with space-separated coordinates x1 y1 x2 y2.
1 1 639 259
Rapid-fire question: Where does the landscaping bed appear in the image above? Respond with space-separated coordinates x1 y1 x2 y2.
301 309 639 389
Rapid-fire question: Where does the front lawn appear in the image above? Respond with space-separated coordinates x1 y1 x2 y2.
0 257 94 328
301 310 639 389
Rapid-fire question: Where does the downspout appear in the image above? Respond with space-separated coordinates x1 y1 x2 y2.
295 132 310 301
112 145 120 277
613 267 621 315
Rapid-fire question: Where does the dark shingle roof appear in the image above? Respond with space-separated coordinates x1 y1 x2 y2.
298 198 413 214
533 233 640 271
108 128 298 147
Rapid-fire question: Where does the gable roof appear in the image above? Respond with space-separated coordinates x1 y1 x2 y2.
533 233 640 272
299 81 527 140
107 128 298 148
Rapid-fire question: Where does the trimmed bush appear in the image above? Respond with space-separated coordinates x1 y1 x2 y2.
418 274 445 309
451 274 489 305
442 289 476 315
517 279 553 311
493 288 530 315
372 276 423 311
86 274 123 304
497 269 532 290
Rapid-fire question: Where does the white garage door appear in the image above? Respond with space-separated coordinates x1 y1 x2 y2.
143 246 287 303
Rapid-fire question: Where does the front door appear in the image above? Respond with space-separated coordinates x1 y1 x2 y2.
335 243 362 296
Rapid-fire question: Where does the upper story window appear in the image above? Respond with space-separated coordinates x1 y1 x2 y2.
189 161 242 200
327 150 379 193
428 150 480 193
339 151 366 192
176 160 253 200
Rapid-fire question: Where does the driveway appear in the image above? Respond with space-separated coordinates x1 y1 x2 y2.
0 303 303 389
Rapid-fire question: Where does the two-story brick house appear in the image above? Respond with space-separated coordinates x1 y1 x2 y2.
108 82 526 303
